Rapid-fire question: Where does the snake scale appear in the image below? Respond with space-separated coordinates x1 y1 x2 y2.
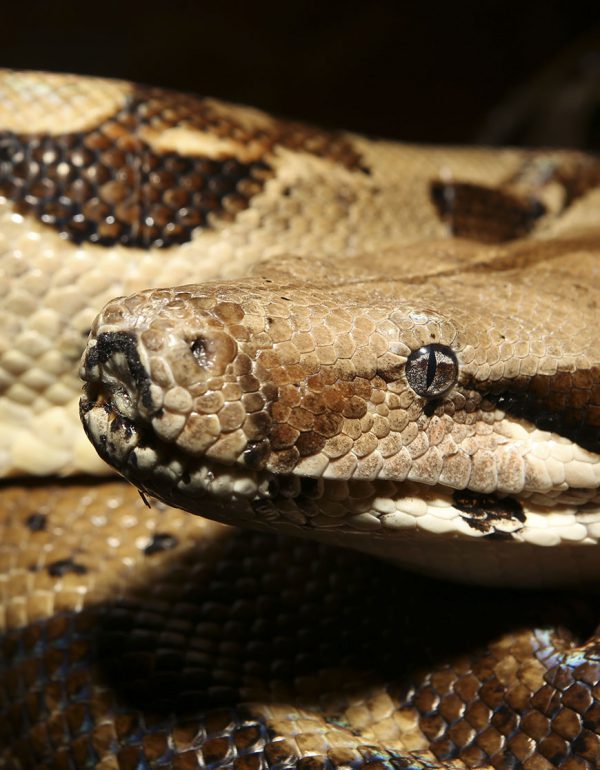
0 70 599 770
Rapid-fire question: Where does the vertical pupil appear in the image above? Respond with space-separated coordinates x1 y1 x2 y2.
425 349 437 389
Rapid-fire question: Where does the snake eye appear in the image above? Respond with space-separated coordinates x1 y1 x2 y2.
405 344 458 399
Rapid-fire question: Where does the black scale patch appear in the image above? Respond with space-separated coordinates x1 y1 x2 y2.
25 512 47 531
83 331 153 410
0 85 366 250
453 489 525 539
144 532 179 555
47 558 88 577
491 382 600 456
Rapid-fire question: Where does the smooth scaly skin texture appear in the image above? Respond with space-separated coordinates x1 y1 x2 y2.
3 69 600 478
81 248 600 587
0 71 598 768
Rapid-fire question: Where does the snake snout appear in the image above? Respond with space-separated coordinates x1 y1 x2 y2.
79 329 156 470
81 330 153 407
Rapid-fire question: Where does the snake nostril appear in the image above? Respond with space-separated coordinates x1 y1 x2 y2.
189 331 238 375
81 331 155 411
191 337 210 367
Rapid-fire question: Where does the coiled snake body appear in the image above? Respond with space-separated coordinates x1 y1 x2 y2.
0 70 599 769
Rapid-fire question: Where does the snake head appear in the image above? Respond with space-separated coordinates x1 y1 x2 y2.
80 253 600 587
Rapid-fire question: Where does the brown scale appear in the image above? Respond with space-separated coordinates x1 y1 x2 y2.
0 482 598 770
0 86 365 249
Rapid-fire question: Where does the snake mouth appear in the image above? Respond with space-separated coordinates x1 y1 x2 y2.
80 377 600 551
80 388 600 587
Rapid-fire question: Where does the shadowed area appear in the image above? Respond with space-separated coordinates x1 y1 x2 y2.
1 483 598 768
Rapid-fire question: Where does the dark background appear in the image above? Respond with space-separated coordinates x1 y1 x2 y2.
2 1 600 144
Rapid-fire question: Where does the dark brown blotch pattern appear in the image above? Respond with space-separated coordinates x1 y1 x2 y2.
489 368 600 455
430 181 546 243
0 119 269 249
0 86 366 249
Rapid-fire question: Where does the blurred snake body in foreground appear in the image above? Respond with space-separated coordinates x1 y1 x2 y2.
0 70 599 769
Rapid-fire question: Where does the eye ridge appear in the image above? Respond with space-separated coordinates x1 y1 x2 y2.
405 343 458 399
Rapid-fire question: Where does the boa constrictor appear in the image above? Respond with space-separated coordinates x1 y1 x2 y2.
0 70 598 770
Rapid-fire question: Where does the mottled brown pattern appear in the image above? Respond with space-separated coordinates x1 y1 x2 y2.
2 70 600 770
0 483 598 770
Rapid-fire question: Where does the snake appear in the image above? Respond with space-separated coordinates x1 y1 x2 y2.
0 69 599 769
